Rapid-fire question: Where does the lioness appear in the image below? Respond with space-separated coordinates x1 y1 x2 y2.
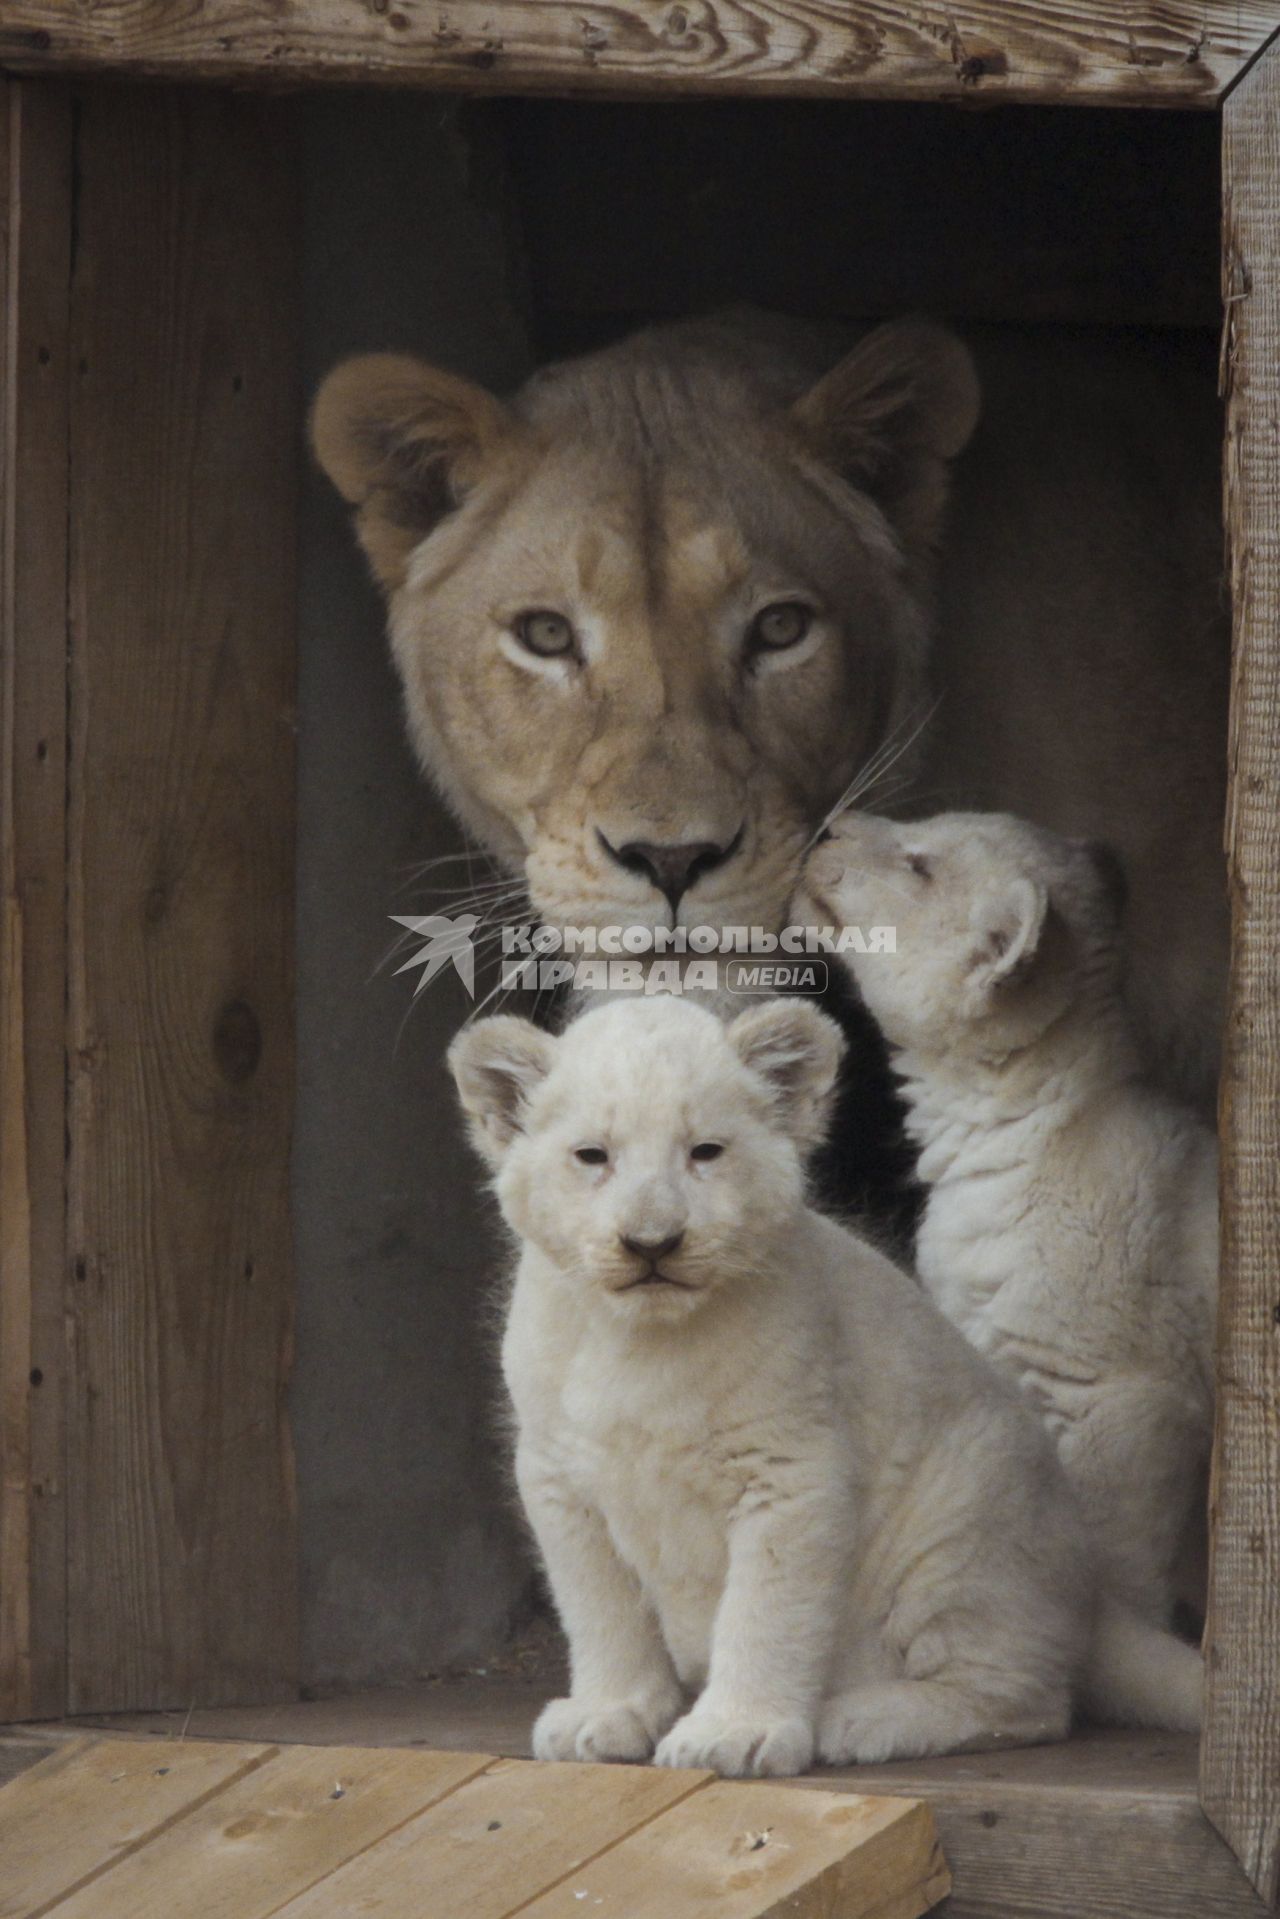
313 313 1227 1103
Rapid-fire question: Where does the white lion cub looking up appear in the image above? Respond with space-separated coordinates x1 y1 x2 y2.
803 809 1217 1632
450 995 1191 1779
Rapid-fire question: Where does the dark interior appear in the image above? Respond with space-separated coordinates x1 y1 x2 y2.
294 90 1221 1690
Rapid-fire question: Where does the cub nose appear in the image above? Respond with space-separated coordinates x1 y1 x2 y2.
621 1232 685 1263
598 829 742 912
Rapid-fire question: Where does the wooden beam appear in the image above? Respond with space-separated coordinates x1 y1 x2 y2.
1206 34 1280 1910
0 79 72 1725
0 0 1275 107
63 87 300 1712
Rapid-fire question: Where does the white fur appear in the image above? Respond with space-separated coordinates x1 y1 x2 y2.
805 808 1216 1658
450 995 1106 1776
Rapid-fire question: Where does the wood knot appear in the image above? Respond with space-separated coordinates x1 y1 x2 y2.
958 49 1007 82
213 999 263 1084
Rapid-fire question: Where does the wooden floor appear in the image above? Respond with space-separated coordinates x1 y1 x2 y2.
2 1680 1269 1917
1 1732 947 1919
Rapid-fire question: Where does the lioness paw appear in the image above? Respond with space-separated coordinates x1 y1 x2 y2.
532 1690 680 1764
654 1710 813 1778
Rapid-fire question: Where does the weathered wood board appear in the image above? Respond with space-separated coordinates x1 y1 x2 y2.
0 79 73 1727
62 88 299 1712
0 0 1276 105
0 1736 949 1919
1204 32 1280 1912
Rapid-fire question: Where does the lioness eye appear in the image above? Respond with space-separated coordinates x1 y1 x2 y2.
907 853 932 880
748 602 812 652
514 610 577 658
574 1145 609 1166
690 1142 724 1162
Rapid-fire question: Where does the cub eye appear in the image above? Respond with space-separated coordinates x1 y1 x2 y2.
574 1145 609 1166
747 601 812 652
514 610 577 658
907 854 932 880
690 1142 724 1162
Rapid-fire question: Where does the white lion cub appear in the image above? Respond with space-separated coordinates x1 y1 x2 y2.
450 995 1191 1779
803 809 1217 1630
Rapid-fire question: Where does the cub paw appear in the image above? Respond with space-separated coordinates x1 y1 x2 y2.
654 1710 813 1778
532 1690 681 1764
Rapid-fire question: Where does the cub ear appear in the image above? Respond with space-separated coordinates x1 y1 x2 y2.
966 876 1049 1002
728 999 845 1152
310 353 515 593
447 1016 557 1169
792 319 980 559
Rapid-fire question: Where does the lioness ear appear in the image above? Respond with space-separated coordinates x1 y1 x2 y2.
311 353 515 593
447 1016 557 1168
966 876 1048 1001
729 999 844 1151
792 320 980 559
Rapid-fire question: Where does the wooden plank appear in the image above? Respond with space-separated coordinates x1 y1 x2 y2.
0 1735 275 1919
62 1688 1268 1917
0 0 1273 107
64 87 299 1712
1205 35 1280 1911
42 1744 493 1919
271 1757 710 1919
510 1776 945 1919
1 1739 945 1919
795 1776 1267 1919
0 79 72 1725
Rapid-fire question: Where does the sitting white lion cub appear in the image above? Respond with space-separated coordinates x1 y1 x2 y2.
449 994 1196 1778
803 809 1217 1629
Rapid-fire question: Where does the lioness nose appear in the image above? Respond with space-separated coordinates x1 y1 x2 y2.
621 1231 684 1263
599 832 741 911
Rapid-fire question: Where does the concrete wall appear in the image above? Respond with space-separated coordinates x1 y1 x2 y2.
296 95 535 1686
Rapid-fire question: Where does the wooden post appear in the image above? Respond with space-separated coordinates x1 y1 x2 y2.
62 87 300 1712
1205 43 1280 1909
0 80 73 1725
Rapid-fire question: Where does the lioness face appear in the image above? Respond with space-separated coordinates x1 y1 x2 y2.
803 809 1124 1055
448 995 843 1324
393 437 917 937
313 320 978 942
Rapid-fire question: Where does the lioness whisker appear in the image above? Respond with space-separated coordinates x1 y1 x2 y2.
804 698 941 852
397 850 506 885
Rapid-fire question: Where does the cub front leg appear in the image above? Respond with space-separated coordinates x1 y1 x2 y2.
655 1476 849 1779
518 1457 683 1764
